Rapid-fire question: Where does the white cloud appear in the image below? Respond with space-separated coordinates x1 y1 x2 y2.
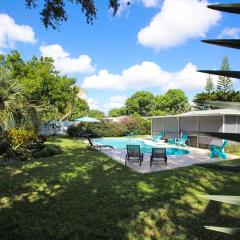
140 0 160 7
218 27 240 39
137 0 221 50
117 0 160 15
80 93 99 110
0 14 36 49
82 69 123 89
82 61 208 91
119 0 160 8
103 95 127 112
87 97 99 110
39 44 94 74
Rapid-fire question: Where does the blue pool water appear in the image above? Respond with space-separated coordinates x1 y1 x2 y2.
95 138 189 155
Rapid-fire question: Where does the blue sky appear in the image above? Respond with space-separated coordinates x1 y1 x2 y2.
0 0 239 113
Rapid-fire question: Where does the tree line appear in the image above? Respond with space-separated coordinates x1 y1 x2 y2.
109 56 238 117
1 51 237 130
109 89 190 117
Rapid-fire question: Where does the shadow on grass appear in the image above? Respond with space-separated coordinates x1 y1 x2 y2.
0 138 239 240
198 161 240 173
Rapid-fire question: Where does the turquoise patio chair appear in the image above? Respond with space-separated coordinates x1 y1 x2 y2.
210 140 228 159
175 133 189 147
152 131 164 142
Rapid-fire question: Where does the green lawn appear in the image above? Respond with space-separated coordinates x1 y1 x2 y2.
0 138 240 240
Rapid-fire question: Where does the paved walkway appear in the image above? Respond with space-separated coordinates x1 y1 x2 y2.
100 142 239 173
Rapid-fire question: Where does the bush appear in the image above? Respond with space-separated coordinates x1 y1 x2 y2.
33 144 62 158
67 124 85 137
0 134 11 160
226 144 240 154
120 116 151 135
3 128 40 160
67 116 151 138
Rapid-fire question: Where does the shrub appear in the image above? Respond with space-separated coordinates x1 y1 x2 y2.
67 124 85 137
4 128 40 160
226 144 240 154
33 144 62 158
67 116 151 138
0 134 11 160
120 116 151 135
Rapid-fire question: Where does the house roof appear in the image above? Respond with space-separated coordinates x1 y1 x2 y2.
152 109 240 119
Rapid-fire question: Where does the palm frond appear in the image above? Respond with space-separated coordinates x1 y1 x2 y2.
198 195 240 205
203 100 240 110
205 226 240 235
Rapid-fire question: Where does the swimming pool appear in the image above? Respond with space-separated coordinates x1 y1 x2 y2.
94 138 189 155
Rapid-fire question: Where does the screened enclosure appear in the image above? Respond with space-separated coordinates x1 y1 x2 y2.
152 109 240 148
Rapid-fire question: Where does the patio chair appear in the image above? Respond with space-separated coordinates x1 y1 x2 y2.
210 140 228 159
152 131 164 142
168 133 189 147
150 148 167 167
175 133 189 148
84 135 114 151
125 145 143 166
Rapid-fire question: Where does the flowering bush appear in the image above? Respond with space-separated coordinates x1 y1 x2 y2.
120 116 151 135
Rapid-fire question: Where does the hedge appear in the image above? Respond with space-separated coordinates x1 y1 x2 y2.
67 116 151 138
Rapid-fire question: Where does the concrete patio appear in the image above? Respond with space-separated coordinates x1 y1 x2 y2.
100 142 239 173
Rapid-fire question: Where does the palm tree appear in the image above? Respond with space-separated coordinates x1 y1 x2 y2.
0 68 44 130
0 69 22 130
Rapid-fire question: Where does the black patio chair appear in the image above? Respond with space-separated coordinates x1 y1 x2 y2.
150 148 167 167
84 135 114 151
125 145 143 167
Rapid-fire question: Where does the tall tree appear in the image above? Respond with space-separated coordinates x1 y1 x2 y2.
108 108 126 117
155 89 190 115
0 51 88 122
25 0 123 29
205 74 214 93
87 110 105 119
217 56 233 93
125 91 155 116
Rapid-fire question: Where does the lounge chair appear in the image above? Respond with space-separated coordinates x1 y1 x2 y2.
210 140 228 159
150 148 167 167
125 145 143 166
152 131 164 142
84 136 114 151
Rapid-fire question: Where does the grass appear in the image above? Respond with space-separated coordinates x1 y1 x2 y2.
0 137 240 240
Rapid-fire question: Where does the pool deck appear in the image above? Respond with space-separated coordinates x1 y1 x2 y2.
97 140 239 173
